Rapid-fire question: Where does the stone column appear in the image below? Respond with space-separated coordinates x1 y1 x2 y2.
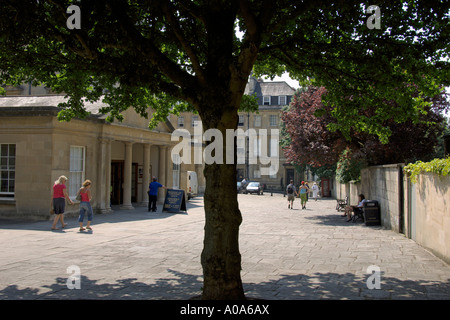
141 143 151 207
97 138 107 213
121 141 134 210
158 145 167 203
105 139 112 213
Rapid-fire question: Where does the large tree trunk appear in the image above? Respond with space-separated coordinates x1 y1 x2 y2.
201 162 244 299
199 104 245 300
196 4 252 298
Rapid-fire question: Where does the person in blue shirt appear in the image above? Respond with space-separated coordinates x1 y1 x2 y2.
148 177 167 212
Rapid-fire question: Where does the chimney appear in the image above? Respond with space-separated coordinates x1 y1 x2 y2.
248 71 258 95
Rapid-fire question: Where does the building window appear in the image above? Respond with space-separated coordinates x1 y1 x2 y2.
0 144 16 196
253 137 261 157
263 96 271 105
192 115 200 127
270 137 278 157
177 116 184 127
269 115 278 126
238 115 245 126
253 166 261 178
69 146 85 198
254 115 261 127
236 146 245 164
279 96 287 105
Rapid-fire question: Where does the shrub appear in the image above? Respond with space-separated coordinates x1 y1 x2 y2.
336 148 366 184
403 157 450 183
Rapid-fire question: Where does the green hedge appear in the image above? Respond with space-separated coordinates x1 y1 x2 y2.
403 157 450 183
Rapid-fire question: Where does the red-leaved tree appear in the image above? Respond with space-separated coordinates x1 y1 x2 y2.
282 86 449 169
281 86 346 167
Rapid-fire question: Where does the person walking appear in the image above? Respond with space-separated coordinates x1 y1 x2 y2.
311 182 320 201
286 180 298 209
299 181 309 210
77 180 93 231
50 175 74 230
148 177 167 212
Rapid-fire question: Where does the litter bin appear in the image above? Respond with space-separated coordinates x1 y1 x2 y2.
363 200 381 226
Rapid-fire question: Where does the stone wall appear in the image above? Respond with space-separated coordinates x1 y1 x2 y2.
407 173 450 264
360 164 404 233
334 164 449 264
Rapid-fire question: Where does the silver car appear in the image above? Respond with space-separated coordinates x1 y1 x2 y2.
245 182 263 195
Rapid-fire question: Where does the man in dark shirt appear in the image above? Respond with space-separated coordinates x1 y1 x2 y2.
148 176 167 212
286 180 298 209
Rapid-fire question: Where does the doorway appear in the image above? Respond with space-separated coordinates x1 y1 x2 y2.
286 168 295 187
111 161 138 205
111 161 123 205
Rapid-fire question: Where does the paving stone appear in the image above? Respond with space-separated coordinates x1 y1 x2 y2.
0 194 449 300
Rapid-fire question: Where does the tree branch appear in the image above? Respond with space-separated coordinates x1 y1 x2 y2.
234 0 264 78
107 1 198 94
177 0 206 25
161 1 206 85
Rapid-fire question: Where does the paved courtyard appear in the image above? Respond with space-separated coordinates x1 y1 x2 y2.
0 193 449 300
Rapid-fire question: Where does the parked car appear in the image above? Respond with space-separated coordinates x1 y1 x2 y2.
245 182 264 195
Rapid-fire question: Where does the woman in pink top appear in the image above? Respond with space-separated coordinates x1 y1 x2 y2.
51 175 74 230
77 180 93 232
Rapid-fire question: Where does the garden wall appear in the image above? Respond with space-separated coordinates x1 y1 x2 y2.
333 164 449 264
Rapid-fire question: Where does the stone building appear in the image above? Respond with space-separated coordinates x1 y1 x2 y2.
239 77 297 190
167 77 299 192
0 90 177 220
166 112 206 195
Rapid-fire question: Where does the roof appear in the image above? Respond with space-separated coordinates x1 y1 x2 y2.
0 95 106 116
244 78 295 97
259 81 295 96
0 94 175 132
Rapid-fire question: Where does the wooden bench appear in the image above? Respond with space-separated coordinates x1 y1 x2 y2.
336 196 348 212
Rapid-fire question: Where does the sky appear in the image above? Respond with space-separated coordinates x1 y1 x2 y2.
262 73 300 89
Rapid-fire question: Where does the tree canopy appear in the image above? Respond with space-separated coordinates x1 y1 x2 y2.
1 0 449 300
282 86 449 170
1 1 448 140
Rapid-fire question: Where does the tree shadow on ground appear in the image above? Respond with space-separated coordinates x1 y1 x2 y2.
1 269 448 300
245 272 450 300
0 269 203 300
304 213 383 228
0 197 203 232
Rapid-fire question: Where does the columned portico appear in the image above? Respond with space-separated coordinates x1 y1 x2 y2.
120 141 135 210
0 93 179 220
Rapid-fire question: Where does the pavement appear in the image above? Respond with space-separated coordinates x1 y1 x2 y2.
0 193 449 300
